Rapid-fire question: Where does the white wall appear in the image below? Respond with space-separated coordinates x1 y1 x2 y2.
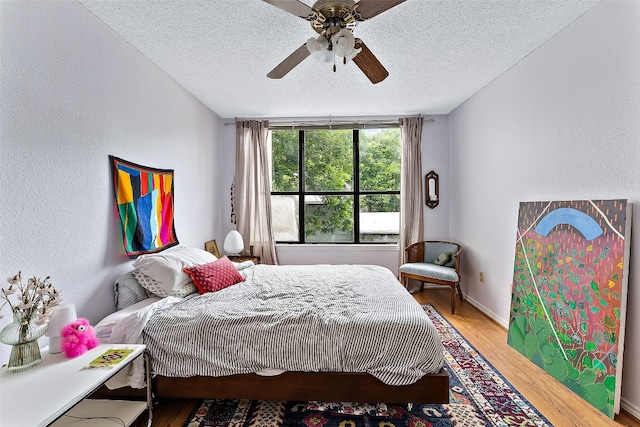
423 115 450 242
449 0 640 416
0 1 224 362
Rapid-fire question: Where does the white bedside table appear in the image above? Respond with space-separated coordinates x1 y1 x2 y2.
0 343 152 426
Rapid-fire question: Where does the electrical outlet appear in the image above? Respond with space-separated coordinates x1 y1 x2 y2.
479 271 485 283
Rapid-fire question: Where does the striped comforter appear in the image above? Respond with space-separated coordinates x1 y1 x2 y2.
141 264 444 386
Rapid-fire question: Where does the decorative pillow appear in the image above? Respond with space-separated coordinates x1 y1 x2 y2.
434 252 456 268
184 256 246 294
132 269 197 298
114 270 150 310
132 246 216 296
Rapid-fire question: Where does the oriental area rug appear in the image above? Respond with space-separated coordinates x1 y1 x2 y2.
184 304 551 427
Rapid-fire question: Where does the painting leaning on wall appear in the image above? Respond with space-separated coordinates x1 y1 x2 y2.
508 199 631 418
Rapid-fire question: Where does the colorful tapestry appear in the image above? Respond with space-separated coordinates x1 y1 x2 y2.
508 199 631 418
184 304 552 427
110 156 178 257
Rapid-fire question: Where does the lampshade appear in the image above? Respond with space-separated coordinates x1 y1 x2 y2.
307 35 332 63
224 230 244 255
306 35 328 53
331 29 356 58
311 49 333 63
344 45 362 62
45 302 77 354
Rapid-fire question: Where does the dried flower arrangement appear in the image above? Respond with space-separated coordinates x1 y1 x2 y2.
0 272 62 325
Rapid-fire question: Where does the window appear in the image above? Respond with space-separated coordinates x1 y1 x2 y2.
271 127 401 244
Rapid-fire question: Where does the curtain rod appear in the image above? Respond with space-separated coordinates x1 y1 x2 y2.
223 115 435 127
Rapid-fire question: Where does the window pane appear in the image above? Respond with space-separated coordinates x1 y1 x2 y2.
359 128 401 191
271 130 299 192
305 195 354 242
305 130 353 192
360 194 400 243
271 195 299 242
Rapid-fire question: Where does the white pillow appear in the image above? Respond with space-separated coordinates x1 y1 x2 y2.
94 297 161 342
132 247 217 296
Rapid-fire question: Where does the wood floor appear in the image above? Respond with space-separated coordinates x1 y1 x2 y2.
134 289 640 427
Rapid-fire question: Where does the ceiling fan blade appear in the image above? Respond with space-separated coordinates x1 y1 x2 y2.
352 39 389 84
261 0 316 20
355 0 406 19
267 44 311 79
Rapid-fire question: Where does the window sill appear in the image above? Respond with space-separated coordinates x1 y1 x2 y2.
276 244 399 251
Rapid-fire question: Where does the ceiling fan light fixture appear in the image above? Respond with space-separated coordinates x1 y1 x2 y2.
311 49 333 63
306 35 332 63
344 46 362 62
331 28 356 57
306 35 328 53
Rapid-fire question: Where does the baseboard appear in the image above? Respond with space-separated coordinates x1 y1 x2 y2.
464 294 640 423
463 295 508 329
621 397 640 421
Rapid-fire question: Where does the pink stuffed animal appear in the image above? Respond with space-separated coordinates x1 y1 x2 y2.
60 318 100 358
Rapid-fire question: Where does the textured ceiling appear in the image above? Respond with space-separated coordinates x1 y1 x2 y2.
78 0 598 119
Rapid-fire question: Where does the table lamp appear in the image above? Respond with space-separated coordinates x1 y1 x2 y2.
223 230 244 256
45 302 77 354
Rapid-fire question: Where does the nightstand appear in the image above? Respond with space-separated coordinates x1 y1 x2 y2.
228 255 260 264
0 344 152 426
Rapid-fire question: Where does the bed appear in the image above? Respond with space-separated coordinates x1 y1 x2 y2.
95 246 449 404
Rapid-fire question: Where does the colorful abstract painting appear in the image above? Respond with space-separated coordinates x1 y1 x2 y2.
110 156 178 257
508 200 631 418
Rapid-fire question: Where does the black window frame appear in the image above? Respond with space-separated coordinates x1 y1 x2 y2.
271 127 401 244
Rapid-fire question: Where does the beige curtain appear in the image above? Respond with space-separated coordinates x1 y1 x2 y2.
234 120 279 265
399 116 424 267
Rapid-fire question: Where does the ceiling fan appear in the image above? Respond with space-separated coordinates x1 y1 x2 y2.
262 0 406 84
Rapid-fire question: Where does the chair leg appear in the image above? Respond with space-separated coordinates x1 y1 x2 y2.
457 283 464 301
450 286 456 314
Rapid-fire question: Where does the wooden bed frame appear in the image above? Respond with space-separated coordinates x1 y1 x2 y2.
95 370 450 404
154 370 450 403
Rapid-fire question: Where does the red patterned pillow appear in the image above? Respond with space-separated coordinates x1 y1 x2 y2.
183 256 245 293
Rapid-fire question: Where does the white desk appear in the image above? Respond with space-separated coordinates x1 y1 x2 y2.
0 344 151 427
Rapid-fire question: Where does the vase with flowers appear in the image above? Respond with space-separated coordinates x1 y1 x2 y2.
0 272 62 372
